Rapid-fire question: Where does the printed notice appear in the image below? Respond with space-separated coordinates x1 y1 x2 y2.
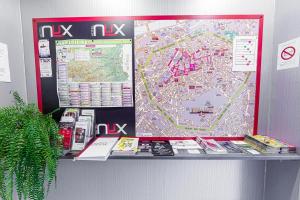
38 39 50 57
277 37 300 70
233 36 258 71
39 58 52 77
0 42 11 82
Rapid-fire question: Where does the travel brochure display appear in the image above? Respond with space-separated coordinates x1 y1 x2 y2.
59 108 94 151
33 15 263 138
73 135 296 161
32 16 299 161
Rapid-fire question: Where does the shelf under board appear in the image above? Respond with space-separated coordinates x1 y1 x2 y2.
61 151 300 161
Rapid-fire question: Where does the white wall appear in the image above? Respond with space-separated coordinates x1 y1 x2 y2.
0 0 27 106
265 0 300 199
18 0 276 200
46 160 266 200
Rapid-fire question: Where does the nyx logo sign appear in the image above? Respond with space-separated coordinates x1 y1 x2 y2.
97 123 127 135
91 24 125 37
40 25 73 38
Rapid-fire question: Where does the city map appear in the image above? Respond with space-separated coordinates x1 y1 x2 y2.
135 19 259 137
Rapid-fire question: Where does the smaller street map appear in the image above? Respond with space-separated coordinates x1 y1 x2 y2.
55 39 133 108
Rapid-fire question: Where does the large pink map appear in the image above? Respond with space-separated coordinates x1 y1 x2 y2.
134 19 260 137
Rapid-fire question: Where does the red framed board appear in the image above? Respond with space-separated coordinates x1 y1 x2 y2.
32 15 263 140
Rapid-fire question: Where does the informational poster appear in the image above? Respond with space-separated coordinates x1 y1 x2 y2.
233 36 258 71
38 39 50 57
277 37 300 71
33 16 263 138
0 42 11 82
56 39 133 107
39 58 52 77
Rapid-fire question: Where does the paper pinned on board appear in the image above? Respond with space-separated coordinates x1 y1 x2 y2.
0 42 11 82
39 58 52 77
232 36 258 72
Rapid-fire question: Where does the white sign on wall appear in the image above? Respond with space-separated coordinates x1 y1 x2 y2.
0 42 11 82
277 37 300 71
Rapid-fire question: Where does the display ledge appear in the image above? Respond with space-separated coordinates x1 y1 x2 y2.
61 152 300 161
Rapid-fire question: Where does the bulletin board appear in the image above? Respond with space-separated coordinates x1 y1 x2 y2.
32 15 263 139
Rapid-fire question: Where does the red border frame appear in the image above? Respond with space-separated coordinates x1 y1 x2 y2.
32 15 264 140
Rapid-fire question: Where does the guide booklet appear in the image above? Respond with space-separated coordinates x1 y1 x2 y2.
151 141 174 156
138 140 152 154
244 135 296 154
71 121 89 151
111 137 139 156
59 116 75 150
169 140 203 150
218 141 244 154
74 137 119 161
196 137 227 154
230 140 260 155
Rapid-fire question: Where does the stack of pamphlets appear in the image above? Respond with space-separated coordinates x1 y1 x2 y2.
152 141 174 156
138 140 152 154
81 109 95 141
196 137 227 154
111 137 139 156
63 108 80 121
59 108 95 152
78 116 92 142
72 121 89 151
59 116 75 150
244 135 296 154
218 141 244 154
74 137 119 161
169 140 204 154
230 140 260 154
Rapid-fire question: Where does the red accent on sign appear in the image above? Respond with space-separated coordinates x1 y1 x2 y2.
281 46 296 60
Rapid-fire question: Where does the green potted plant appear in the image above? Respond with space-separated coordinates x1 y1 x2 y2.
0 92 62 200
